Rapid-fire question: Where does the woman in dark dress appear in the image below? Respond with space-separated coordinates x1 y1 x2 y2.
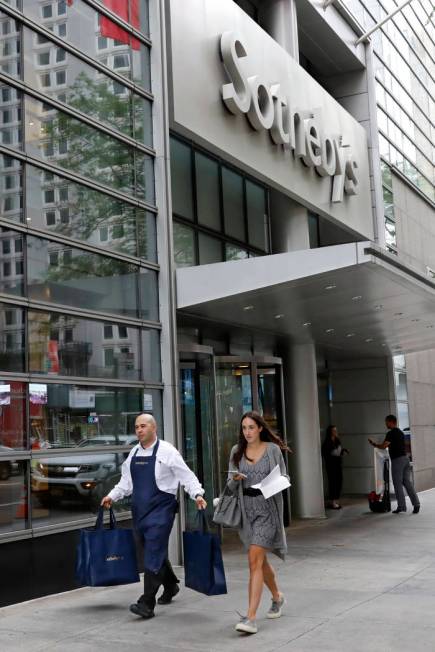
321 425 349 509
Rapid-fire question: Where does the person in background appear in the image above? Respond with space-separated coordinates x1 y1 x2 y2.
228 411 290 635
101 413 207 619
369 414 420 514
321 425 349 510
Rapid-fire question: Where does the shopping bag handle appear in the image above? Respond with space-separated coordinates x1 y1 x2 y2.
195 509 210 533
95 506 117 530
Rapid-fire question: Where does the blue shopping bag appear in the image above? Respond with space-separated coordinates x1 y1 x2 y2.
76 507 140 587
183 511 227 596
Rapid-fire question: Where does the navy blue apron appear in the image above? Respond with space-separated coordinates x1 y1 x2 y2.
130 440 177 574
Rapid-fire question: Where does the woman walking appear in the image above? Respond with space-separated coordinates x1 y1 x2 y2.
321 424 349 510
227 411 290 635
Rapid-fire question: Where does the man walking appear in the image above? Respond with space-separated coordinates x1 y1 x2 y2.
368 414 420 514
101 413 207 618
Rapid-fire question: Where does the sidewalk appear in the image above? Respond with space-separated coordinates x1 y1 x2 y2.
2 491 435 652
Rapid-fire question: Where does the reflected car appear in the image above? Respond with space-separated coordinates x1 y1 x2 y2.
31 436 136 507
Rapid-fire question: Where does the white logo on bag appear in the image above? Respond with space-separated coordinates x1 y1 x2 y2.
105 555 124 561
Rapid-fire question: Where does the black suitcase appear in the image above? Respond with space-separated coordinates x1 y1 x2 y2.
368 458 391 513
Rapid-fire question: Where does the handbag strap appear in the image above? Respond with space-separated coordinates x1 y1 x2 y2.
95 506 117 530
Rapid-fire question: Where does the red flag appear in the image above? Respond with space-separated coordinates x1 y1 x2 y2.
100 0 140 51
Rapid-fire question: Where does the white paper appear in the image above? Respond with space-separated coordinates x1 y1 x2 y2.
251 464 291 499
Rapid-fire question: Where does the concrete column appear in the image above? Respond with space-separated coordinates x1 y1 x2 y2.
270 190 310 253
282 341 325 518
259 0 299 60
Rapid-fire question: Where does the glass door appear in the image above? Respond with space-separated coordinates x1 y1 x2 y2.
179 349 217 529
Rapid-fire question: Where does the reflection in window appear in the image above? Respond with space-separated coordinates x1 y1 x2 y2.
198 232 222 265
28 310 155 381
26 234 158 319
0 304 25 371
25 98 155 203
246 180 268 251
0 380 26 449
22 0 151 91
170 138 194 220
222 168 245 241
0 458 27 534
225 243 248 261
173 222 195 267
0 227 24 295
26 164 157 261
195 152 220 231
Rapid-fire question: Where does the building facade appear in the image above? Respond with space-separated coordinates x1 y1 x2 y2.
0 0 433 605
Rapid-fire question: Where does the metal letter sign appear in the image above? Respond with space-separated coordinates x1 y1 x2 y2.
220 31 359 203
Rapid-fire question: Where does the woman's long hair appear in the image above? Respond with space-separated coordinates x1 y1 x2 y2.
232 411 290 468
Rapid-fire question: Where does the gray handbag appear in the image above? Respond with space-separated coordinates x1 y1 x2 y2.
212 485 242 528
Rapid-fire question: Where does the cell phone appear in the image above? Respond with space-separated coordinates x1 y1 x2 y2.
228 470 247 478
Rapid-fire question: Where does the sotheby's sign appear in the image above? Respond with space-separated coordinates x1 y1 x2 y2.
168 0 372 238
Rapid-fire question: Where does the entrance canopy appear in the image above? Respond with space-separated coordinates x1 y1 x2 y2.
176 242 435 358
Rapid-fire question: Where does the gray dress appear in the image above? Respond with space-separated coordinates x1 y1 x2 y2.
227 442 288 559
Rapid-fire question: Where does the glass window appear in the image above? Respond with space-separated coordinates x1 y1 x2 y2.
195 152 220 231
26 164 156 261
0 380 26 449
0 227 23 295
222 168 245 241
28 310 154 381
225 243 248 261
173 222 195 267
25 98 154 203
23 0 151 91
0 304 25 371
23 25 152 146
170 139 194 220
42 5 53 19
198 233 222 265
0 155 22 222
27 234 158 319
246 180 268 251
0 457 27 533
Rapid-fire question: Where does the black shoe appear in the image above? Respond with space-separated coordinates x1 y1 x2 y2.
413 505 420 514
392 508 406 514
157 584 180 605
129 603 155 619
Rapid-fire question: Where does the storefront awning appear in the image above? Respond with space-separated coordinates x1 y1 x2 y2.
176 242 435 357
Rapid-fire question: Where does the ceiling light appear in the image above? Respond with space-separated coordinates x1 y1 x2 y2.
325 284 336 290
394 312 403 316
381 343 387 347
365 338 374 342
325 328 334 333
274 314 284 319
374 304 383 311
302 321 311 327
411 319 420 322
243 305 254 311
346 333 355 338
426 325 434 329
351 295 362 301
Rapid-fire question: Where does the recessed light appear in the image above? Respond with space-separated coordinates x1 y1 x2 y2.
274 314 284 319
374 305 383 311
426 325 434 329
302 321 311 327
243 305 254 311
411 319 420 322
365 338 374 342
325 284 336 290
346 333 355 338
325 328 335 333
381 343 387 347
394 312 403 316
352 295 362 301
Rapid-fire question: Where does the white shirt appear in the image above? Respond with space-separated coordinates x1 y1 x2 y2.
108 438 204 502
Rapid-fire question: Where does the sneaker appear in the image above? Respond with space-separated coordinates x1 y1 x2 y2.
392 508 406 514
157 583 180 605
267 593 285 619
129 603 155 619
235 617 258 634
413 505 421 514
